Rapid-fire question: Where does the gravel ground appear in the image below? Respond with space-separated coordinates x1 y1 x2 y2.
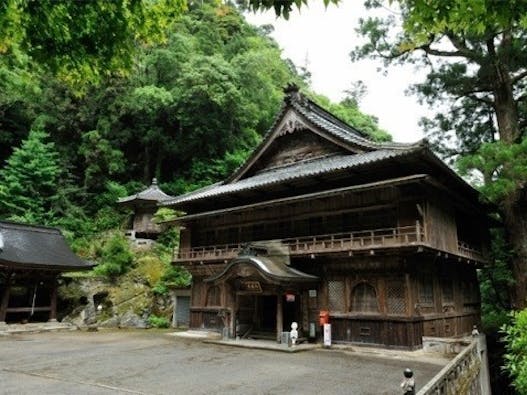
0 330 444 395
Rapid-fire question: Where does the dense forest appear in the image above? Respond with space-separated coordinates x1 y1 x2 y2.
0 2 388 238
1 0 527 392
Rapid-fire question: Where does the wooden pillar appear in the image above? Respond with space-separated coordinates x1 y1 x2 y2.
276 292 283 343
0 271 13 323
232 292 238 338
49 276 58 322
405 272 413 317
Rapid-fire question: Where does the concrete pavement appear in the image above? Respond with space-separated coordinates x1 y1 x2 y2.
0 330 445 394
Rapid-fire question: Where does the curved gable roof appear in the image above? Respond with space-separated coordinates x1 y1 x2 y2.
205 256 318 284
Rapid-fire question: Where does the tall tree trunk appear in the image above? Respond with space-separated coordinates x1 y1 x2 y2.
503 192 527 309
493 64 526 308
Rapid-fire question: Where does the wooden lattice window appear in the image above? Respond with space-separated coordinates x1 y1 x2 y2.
386 280 407 315
418 277 434 305
328 280 345 312
351 282 379 313
441 279 454 305
206 286 221 307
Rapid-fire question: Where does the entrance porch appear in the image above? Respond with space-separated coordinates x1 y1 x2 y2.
204 254 318 342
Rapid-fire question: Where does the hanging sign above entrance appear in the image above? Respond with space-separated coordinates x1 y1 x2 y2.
241 280 262 293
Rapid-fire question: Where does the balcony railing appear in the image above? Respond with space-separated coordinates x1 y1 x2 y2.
174 224 486 264
174 224 430 263
458 241 485 262
418 336 485 394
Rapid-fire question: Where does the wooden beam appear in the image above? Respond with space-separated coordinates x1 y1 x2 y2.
276 293 283 343
0 271 12 322
49 276 58 322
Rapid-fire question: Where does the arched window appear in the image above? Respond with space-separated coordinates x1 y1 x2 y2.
206 286 221 307
351 282 379 313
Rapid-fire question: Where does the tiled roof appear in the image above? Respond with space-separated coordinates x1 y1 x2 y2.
163 147 423 206
205 256 318 283
291 99 413 151
0 221 92 270
118 178 173 204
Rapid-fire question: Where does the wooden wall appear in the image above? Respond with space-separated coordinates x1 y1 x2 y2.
425 198 458 253
189 186 418 247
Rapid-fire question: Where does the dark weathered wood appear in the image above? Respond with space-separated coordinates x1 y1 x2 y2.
0 271 13 322
167 93 489 349
276 293 283 343
49 276 58 321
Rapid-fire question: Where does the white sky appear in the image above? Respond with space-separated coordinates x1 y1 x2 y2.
244 2 433 143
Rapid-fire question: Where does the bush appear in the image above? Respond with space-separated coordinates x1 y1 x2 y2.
148 314 170 328
502 308 527 393
93 233 134 278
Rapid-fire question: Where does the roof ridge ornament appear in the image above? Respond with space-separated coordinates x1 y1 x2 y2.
284 83 302 103
278 112 307 136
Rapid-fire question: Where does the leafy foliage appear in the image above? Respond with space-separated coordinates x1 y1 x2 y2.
458 138 527 203
0 0 187 87
147 314 170 328
502 308 527 393
93 233 135 278
239 0 339 19
0 129 61 224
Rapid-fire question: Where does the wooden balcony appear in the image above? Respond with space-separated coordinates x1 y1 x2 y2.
174 224 486 264
457 241 486 262
174 224 432 262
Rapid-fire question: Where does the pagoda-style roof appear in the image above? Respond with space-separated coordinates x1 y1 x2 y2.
164 147 424 206
163 85 482 211
118 178 173 207
0 221 92 271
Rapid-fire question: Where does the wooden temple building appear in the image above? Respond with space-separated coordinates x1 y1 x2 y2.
164 86 490 349
118 178 173 243
0 221 92 324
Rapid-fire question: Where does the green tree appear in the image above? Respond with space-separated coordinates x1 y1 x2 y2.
238 0 338 19
353 0 527 309
502 308 527 393
0 0 187 87
0 129 61 224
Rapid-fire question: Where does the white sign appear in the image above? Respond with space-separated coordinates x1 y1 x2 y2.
323 323 331 347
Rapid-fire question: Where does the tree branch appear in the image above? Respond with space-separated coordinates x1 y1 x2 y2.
418 43 465 58
511 70 527 85
445 32 483 63
516 93 527 102
465 93 494 106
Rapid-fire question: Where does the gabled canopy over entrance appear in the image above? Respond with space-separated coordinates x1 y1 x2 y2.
205 255 318 286
205 249 318 342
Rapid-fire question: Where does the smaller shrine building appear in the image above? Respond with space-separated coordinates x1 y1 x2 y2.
0 221 92 324
118 178 173 244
